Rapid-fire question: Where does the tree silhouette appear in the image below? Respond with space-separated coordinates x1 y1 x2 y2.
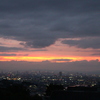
45 84 64 96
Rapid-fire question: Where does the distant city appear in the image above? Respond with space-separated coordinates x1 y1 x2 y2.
0 70 100 96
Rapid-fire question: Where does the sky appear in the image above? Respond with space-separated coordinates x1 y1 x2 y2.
0 0 100 72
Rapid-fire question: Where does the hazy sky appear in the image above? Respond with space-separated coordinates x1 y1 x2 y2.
0 0 100 72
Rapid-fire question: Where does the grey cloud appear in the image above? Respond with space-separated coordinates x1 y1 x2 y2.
20 38 56 48
62 37 100 49
50 13 100 37
76 49 100 53
0 53 16 56
0 46 27 52
0 24 11 28
0 0 100 48
31 49 47 51
0 0 100 13
17 54 29 56
0 60 100 72
91 53 100 56
0 45 47 52
52 59 72 62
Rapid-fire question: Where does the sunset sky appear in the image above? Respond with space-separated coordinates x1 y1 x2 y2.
0 0 100 72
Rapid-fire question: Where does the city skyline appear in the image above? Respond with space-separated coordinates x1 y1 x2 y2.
0 0 100 72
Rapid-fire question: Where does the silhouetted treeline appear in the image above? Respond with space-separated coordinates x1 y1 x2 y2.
45 84 64 96
0 79 100 100
0 79 42 100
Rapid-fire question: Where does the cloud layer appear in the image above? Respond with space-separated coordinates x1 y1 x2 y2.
62 37 100 49
0 0 100 48
0 46 27 52
0 60 100 73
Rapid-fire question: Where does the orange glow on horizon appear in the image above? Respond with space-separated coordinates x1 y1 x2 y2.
0 37 99 63
0 56 100 62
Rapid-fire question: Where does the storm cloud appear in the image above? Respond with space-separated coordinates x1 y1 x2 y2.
62 37 100 49
0 0 100 48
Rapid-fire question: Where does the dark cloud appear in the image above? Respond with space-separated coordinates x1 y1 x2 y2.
0 54 30 56
0 24 11 28
91 53 100 56
53 59 72 61
0 46 27 52
0 0 100 13
31 49 47 51
17 54 29 56
0 53 16 56
20 39 56 48
0 0 100 48
62 37 100 49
